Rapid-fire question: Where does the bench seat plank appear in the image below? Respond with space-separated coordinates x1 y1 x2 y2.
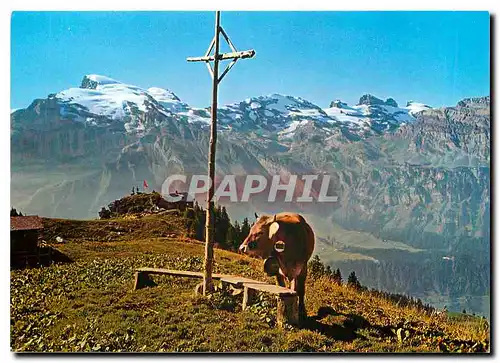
219 275 266 286
243 282 297 296
136 268 265 286
136 268 224 279
135 268 296 297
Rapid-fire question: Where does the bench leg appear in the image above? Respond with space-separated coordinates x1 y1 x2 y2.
242 286 256 310
194 282 203 296
277 296 299 328
134 272 151 290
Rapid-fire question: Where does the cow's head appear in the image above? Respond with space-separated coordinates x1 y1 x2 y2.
239 215 284 258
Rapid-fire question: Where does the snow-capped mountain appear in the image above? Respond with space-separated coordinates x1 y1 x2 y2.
55 74 213 133
324 96 431 134
215 92 431 138
56 75 168 132
146 86 211 123
59 75 164 120
13 75 432 138
217 93 330 131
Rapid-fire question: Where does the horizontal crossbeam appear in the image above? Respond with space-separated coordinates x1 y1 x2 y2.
187 49 256 62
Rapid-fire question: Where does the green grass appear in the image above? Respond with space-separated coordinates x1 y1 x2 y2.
10 216 490 353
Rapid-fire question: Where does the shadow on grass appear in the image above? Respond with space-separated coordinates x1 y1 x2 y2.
49 247 73 263
11 246 73 270
306 306 421 344
304 306 390 342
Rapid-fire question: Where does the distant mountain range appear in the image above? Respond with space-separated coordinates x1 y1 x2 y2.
10 74 490 316
13 74 431 136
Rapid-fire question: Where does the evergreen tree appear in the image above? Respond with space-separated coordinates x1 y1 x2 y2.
217 206 231 248
98 207 111 219
226 225 237 251
214 204 222 244
241 217 251 240
195 205 205 241
308 255 325 279
333 268 343 285
183 208 196 238
233 220 242 248
10 208 19 217
347 271 361 290
221 206 230 225
325 265 333 278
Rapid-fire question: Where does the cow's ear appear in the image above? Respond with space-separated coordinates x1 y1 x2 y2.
268 222 280 239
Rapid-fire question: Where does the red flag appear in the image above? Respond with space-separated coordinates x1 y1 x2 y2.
143 180 149 188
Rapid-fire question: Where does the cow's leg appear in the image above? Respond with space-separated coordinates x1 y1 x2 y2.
296 265 308 323
275 273 286 287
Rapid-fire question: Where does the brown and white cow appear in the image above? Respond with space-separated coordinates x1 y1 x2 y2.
239 212 315 322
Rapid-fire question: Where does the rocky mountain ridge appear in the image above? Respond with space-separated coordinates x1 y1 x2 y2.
12 74 433 138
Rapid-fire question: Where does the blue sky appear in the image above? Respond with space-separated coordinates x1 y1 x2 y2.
11 11 490 110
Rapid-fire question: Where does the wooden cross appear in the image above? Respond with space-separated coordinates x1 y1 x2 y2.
187 11 255 296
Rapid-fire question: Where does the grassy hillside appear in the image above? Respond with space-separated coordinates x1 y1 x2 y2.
11 214 490 353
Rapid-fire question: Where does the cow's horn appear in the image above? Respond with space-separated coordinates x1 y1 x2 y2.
269 221 280 239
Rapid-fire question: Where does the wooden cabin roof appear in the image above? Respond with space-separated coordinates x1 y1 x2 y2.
10 216 44 231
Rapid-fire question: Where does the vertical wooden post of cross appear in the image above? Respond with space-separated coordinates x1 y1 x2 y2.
187 11 255 295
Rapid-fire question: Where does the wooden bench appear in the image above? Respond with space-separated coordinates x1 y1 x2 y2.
133 268 299 327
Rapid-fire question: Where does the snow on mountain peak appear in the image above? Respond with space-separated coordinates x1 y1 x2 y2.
406 101 432 116
147 87 180 102
235 93 323 114
34 75 434 136
146 87 208 122
81 74 122 89
218 93 330 133
323 96 432 132
53 75 212 129
58 76 152 122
